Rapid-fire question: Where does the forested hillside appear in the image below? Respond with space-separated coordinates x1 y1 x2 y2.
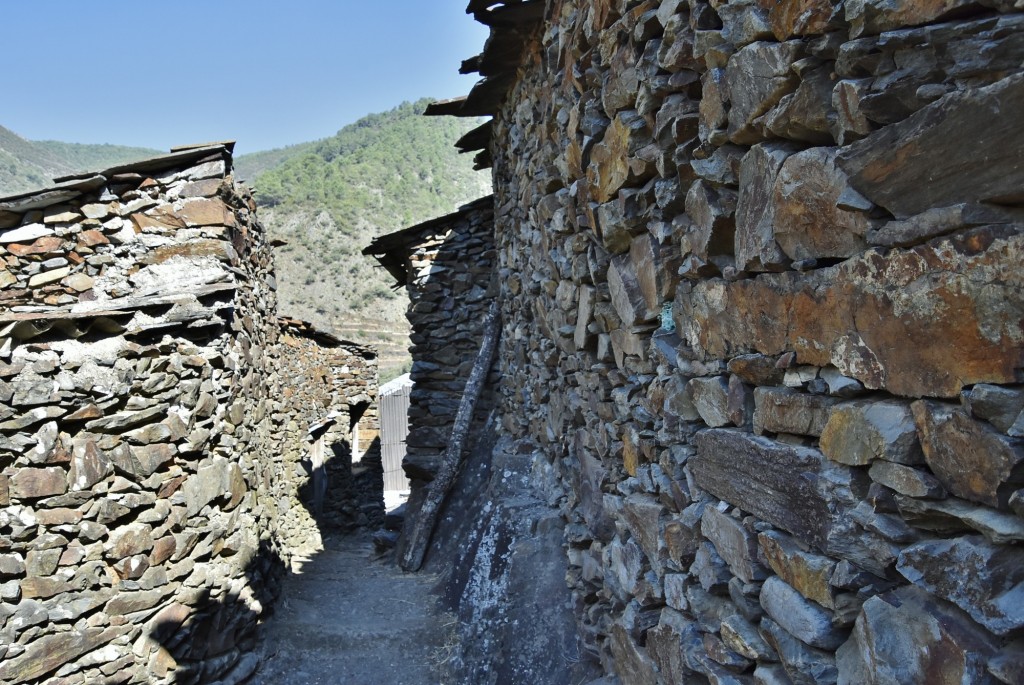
0 125 158 195
239 99 492 376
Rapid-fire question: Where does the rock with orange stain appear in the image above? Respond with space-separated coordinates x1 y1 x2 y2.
772 147 872 261
757 0 844 40
680 225 1024 398
7 235 63 256
587 110 656 205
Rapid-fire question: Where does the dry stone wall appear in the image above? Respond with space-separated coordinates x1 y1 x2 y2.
0 147 379 684
364 196 498 571
272 318 381 547
453 1 1024 683
366 197 497 485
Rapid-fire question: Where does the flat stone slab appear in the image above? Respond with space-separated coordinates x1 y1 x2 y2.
680 225 1024 398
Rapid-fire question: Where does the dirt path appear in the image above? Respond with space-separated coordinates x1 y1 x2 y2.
251 533 453 685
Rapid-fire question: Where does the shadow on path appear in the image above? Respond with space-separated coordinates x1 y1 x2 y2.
249 533 453 685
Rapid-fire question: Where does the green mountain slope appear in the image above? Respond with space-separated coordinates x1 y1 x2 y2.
234 141 318 182
0 124 159 196
246 99 492 375
34 140 161 176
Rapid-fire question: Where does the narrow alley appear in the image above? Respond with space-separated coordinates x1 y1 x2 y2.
251 534 453 685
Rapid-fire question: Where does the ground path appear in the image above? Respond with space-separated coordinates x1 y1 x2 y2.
251 532 453 685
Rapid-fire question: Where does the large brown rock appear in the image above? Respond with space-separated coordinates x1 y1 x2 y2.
772 147 871 261
836 585 998 684
912 400 1024 508
680 226 1024 398
758 0 843 40
587 111 656 205
0 627 123 682
753 387 841 437
106 523 154 560
9 467 67 499
764 65 837 145
727 40 803 144
838 74 1024 218
150 197 233 228
696 429 897 574
68 440 113 492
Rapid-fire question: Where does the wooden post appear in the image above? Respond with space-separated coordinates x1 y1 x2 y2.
400 299 501 572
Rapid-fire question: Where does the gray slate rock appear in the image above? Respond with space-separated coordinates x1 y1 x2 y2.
760 616 838 685
839 73 1024 218
897 535 1024 636
760 576 848 650
836 585 997 685
701 505 767 583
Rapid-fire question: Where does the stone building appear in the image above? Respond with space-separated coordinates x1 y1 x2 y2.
364 197 497 520
0 145 379 684
384 1 1024 683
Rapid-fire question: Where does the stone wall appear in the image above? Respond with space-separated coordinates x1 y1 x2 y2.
271 317 381 549
367 197 598 684
0 146 379 684
364 197 497 487
435 1 1024 683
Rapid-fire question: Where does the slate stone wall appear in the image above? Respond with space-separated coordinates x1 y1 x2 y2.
272 319 381 548
391 199 497 485
0 148 379 684
478 1 1024 683
363 198 499 571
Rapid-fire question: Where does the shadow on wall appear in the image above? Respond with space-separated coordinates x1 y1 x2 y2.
300 435 384 531
143 539 285 685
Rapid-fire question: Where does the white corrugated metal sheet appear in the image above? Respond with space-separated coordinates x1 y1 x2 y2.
380 374 412 492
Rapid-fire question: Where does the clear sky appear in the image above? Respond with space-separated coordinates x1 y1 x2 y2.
2 1 488 155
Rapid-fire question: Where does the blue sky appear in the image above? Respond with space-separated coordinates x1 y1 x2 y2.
2 1 488 155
